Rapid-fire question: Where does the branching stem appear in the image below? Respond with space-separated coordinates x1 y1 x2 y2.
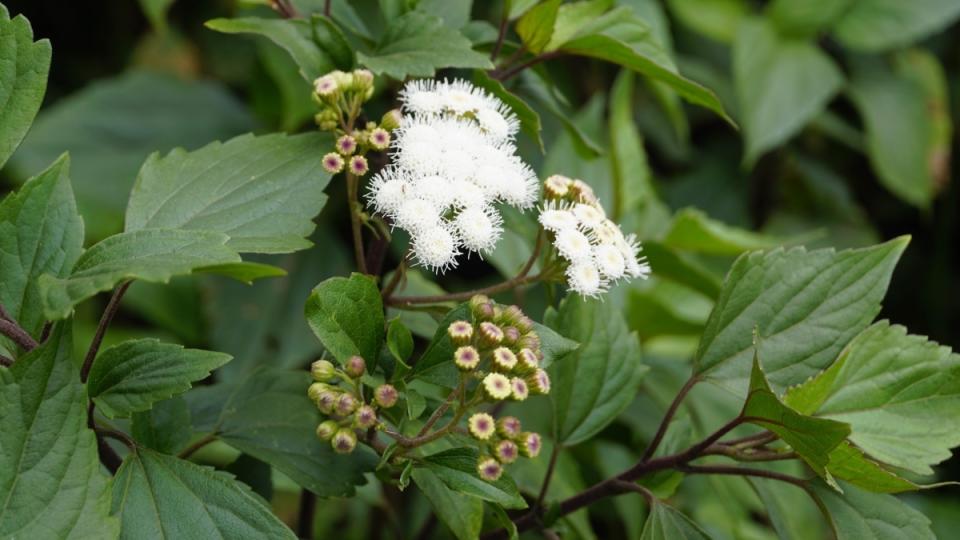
80 281 131 383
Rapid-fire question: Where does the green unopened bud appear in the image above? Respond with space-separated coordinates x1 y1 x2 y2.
527 368 551 395
502 326 520 346
316 420 338 440
374 384 398 408
447 320 474 345
308 382 329 402
345 355 366 378
470 295 494 320
477 456 503 481
352 69 374 91
518 333 540 351
319 120 338 131
500 305 524 325
516 348 539 374
311 359 337 382
316 390 339 414
380 109 402 131
331 428 358 454
330 70 352 88
354 405 378 429
515 315 534 335
518 432 542 458
335 393 358 416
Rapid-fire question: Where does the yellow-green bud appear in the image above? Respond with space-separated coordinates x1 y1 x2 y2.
527 369 551 395
311 359 336 382
374 384 398 408
491 347 517 372
496 416 522 439
352 69 374 91
307 382 329 402
518 432 542 458
316 390 339 414
478 322 504 347
335 393 358 416
331 428 358 454
447 320 474 345
477 456 503 481
345 355 366 378
380 109 402 131
316 420 338 440
354 405 377 429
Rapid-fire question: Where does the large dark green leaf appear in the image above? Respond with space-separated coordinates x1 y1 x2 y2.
0 324 118 538
111 448 296 539
811 481 935 539
409 303 471 387
420 447 527 509
411 469 483 540
87 339 231 418
694 238 907 393
548 295 648 445
0 155 83 351
131 395 193 455
661 208 783 256
0 5 50 170
305 272 385 364
640 500 713 539
832 0 960 52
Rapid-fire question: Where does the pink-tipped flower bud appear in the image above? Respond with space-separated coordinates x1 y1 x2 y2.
348 155 369 176
470 295 494 320
477 456 503 481
354 405 378 429
468 412 496 440
495 440 519 464
482 373 512 401
336 135 357 156
335 393 358 416
447 320 474 345
345 355 366 378
368 127 391 150
516 349 539 374
478 322 504 347
527 369 551 395
308 382 329 402
510 377 529 401
316 420 338 440
502 326 520 346
311 359 336 382
380 109 402 131
374 384 398 408
500 305 524 325
515 315 535 335
316 390 339 414
322 152 344 174
518 333 540 351
518 432 542 458
491 347 517 372
454 346 480 371
352 68 374 91
497 416 522 439
331 428 358 454
314 74 338 97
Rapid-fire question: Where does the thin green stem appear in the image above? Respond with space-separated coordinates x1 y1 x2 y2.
346 172 368 274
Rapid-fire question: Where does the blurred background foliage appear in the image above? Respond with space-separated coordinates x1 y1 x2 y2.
2 0 958 537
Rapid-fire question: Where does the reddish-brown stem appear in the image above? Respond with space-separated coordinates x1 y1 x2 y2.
80 281 131 383
494 52 562 82
0 304 38 352
297 490 317 538
535 443 561 509
641 375 700 461
490 13 508 61
178 433 219 460
677 464 809 489
416 384 461 437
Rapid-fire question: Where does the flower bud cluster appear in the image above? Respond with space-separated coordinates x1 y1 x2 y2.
306 355 398 455
312 69 397 178
538 175 651 297
450 295 548 481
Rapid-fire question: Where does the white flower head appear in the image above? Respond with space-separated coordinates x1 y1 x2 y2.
554 228 593 262
454 206 503 254
394 198 441 234
366 167 411 215
398 79 518 143
572 203 606 229
538 202 579 232
593 243 626 279
565 262 607 297
409 175 456 209
412 224 460 273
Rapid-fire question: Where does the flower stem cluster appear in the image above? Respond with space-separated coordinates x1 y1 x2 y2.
312 69 398 177
307 356 398 454
449 295 549 481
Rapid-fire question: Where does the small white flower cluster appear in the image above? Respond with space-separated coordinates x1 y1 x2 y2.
538 175 650 297
367 79 538 272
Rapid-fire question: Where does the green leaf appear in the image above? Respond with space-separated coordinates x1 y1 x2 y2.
187 367 377 496
87 339 231 418
7 71 255 240
0 324 119 538
138 0 175 32
195 261 288 284
533 321 579 370
410 303 471 387
411 469 483 540
111 448 296 539
0 6 50 170
420 448 527 509
640 500 713 540
741 354 850 476
0 155 84 348
832 0 960 52
664 0 748 43
641 242 722 298
205 16 349 81
847 53 950 207
125 132 332 254
546 0 615 51
132 395 193 455
356 12 492 79
824 442 920 494
609 69 655 221
811 481 935 540
508 0 542 20
557 7 731 123
305 273 385 364
733 18 843 165
549 295 648 445
767 0 856 36
694 237 908 392
472 70 544 151
662 208 783 256
516 0 561 54
784 322 960 476
39 228 241 320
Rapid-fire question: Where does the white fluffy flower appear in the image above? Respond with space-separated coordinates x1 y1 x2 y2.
566 262 606 297
394 198 441 233
554 228 593 262
454 206 502 253
398 79 518 143
538 204 579 232
412 224 460 272
593 243 626 279
409 175 456 209
572 203 606 229
366 168 410 215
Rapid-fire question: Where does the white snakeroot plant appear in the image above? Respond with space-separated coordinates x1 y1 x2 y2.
366 79 537 272
538 175 650 297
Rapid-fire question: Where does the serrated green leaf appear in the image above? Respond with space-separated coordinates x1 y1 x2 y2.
785 322 960 476
545 0 613 51
549 295 648 445
111 448 296 539
0 324 119 539
0 6 50 170
609 69 654 221
832 0 960 52
195 261 288 284
357 12 493 79
7 71 255 240
420 447 527 509
0 154 83 350
132 395 193 455
533 321 578 370
472 70 544 151
733 17 843 165
386 316 414 367
411 469 483 540
411 303 471 387
39 229 241 320
811 481 935 540
694 237 908 393
185 367 377 496
516 0 561 54
640 500 713 540
305 272 385 364
742 354 850 476
662 208 783 256
87 339 231 418
824 442 919 494
125 132 332 254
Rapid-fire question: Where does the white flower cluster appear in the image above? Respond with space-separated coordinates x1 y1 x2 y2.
367 79 538 272
538 175 650 297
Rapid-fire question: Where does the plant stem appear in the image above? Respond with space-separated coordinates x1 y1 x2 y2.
178 433 218 459
490 12 508 61
95 427 137 449
494 52 562 82
676 464 809 489
380 256 408 299
346 172 368 274
416 383 461 437
323 0 331 17
80 281 131 383
641 375 700 461
297 490 317 538
0 304 38 352
535 443 561 509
